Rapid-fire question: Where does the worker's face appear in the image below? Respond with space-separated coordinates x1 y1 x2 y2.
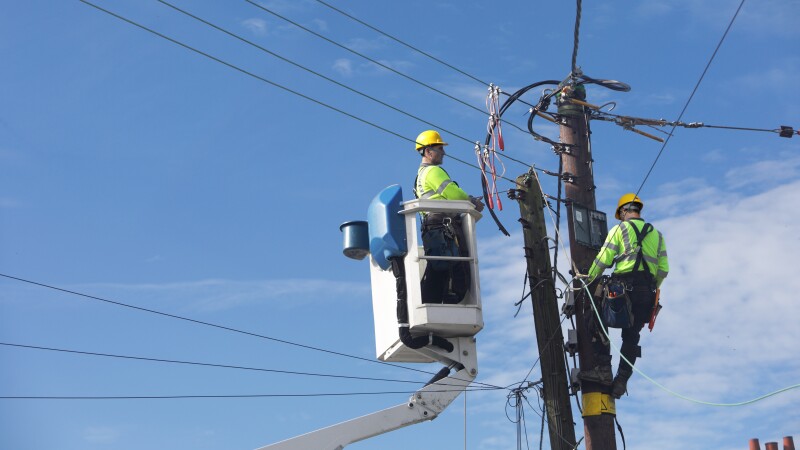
426 145 445 164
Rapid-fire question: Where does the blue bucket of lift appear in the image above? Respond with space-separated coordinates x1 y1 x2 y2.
339 221 370 260
367 185 407 270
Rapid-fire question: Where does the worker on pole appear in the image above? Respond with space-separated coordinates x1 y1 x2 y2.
414 130 484 304
581 193 669 398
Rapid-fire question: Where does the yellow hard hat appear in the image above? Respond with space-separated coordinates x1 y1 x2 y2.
415 130 448 153
615 193 644 220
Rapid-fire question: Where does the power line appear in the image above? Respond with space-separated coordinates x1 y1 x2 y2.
155 0 535 171
311 0 541 111
0 387 503 401
242 0 484 116
0 341 465 388
591 109 796 138
312 0 489 86
0 272 504 390
634 0 747 196
241 0 534 137
78 0 522 187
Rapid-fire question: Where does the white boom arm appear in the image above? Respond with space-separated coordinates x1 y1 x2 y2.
257 338 477 450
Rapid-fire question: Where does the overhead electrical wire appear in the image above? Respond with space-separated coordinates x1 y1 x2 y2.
0 387 503 401
697 123 797 135
633 0 747 197
590 109 796 139
155 0 538 171
78 0 523 187
506 382 579 450
311 0 542 111
0 341 470 388
0 272 504 391
242 0 528 132
312 0 490 87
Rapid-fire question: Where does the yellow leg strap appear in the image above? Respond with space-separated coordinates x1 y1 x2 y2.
582 392 616 417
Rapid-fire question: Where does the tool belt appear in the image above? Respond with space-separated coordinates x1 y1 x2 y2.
601 277 634 329
421 213 460 232
612 270 656 292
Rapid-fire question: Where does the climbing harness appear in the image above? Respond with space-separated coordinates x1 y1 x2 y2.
421 217 460 271
602 221 657 329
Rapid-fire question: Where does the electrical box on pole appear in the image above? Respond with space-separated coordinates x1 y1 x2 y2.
571 204 608 250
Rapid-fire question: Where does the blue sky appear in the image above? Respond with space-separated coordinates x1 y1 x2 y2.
1 1 798 449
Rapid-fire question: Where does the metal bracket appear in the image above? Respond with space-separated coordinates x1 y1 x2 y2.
564 328 578 356
561 172 577 184
551 143 575 156
562 290 575 318
569 368 582 395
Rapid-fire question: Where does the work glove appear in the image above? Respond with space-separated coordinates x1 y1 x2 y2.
469 196 485 212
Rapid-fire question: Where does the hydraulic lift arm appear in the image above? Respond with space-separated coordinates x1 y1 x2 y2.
256 367 474 450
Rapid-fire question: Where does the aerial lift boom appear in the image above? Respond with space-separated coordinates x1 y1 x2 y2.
258 187 484 449
257 343 476 450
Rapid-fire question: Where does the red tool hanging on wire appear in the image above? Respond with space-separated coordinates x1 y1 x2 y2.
478 84 506 211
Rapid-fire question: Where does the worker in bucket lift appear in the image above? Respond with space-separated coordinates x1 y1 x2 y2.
581 193 669 399
413 130 484 304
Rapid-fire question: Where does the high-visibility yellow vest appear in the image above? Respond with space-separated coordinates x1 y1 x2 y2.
588 219 669 287
415 164 469 201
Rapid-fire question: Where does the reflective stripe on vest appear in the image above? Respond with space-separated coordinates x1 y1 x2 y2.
415 165 454 200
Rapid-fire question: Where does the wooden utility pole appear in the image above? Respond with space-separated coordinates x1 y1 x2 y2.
557 85 617 449
516 172 577 450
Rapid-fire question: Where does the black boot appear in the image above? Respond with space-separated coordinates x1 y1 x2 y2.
611 366 633 399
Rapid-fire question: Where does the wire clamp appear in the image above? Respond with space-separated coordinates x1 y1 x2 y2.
561 172 577 184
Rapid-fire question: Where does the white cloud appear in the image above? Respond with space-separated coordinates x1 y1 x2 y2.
446 82 492 104
241 18 268 35
469 172 800 448
345 37 386 53
648 177 732 217
635 0 800 37
332 58 353 77
701 148 725 163
725 154 800 190
310 18 328 32
726 58 800 94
